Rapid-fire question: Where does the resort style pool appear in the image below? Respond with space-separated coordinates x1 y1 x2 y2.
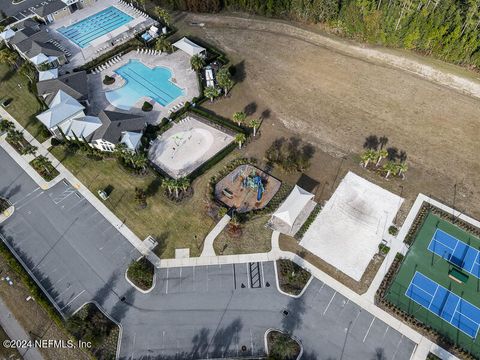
58 6 132 48
106 60 183 110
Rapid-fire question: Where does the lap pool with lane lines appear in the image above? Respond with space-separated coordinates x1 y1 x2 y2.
106 59 183 110
58 6 133 48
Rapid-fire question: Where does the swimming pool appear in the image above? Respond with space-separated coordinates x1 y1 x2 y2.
105 60 183 110
58 7 132 48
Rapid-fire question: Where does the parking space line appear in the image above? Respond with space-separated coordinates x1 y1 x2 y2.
232 264 236 289
165 268 169 294
261 262 265 288
350 309 362 330
54 283 72 300
383 326 389 338
323 292 336 315
61 289 85 310
246 263 250 288
12 187 41 206
250 328 254 355
392 334 404 360
362 317 375 342
15 191 45 210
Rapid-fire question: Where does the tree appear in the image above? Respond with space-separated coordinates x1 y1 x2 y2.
204 86 219 102
32 155 53 176
22 144 37 156
0 120 14 133
360 149 377 168
268 332 299 360
190 54 204 71
250 118 260 136
155 37 172 52
131 153 147 170
19 62 36 83
376 149 388 167
383 161 398 179
232 111 246 126
154 6 172 26
179 177 190 192
6 129 24 149
134 187 147 208
216 67 233 96
218 206 228 218
234 133 246 149
0 49 18 70
396 162 408 179
161 178 173 196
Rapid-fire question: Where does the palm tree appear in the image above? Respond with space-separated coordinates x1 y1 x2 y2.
0 120 14 133
7 129 24 149
131 153 147 170
250 118 260 136
204 86 219 102
190 54 204 71
234 133 246 149
22 144 37 156
161 178 173 196
383 161 398 179
360 149 377 168
376 149 388 167
216 67 233 96
154 6 171 26
33 155 52 175
0 49 18 70
171 179 181 198
179 177 190 192
19 62 36 83
155 37 172 52
114 142 128 157
396 162 408 179
232 111 246 126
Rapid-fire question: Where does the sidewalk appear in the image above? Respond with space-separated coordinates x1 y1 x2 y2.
200 214 231 257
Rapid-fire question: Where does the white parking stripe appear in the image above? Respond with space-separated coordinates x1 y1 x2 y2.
165 268 169 294
323 292 336 315
362 317 375 342
61 289 85 310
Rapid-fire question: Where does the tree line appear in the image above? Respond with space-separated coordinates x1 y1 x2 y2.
156 0 480 68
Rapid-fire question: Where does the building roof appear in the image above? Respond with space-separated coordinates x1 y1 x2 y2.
59 116 102 139
272 185 314 227
33 0 67 18
9 27 39 45
93 110 145 144
38 68 59 81
37 71 88 104
0 29 15 41
173 37 206 57
36 90 85 129
121 131 143 151
12 29 64 62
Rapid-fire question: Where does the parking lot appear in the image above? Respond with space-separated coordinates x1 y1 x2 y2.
0 148 417 359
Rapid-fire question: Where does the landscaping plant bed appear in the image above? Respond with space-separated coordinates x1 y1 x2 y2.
67 303 119 359
29 156 59 181
267 330 301 360
276 259 311 296
0 197 10 213
127 257 154 290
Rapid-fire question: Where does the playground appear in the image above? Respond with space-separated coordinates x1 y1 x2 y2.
148 114 234 179
386 211 480 357
215 164 281 213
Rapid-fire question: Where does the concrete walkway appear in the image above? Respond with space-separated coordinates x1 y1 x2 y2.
0 297 45 360
200 214 231 257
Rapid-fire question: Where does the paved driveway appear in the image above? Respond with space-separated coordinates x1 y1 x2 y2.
0 148 416 359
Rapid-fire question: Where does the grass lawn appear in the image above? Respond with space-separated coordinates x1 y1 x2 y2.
49 145 230 258
214 215 272 255
386 212 480 357
0 64 49 142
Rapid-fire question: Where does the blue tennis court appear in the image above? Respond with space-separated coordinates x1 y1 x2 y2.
428 229 480 278
58 7 132 48
406 272 480 338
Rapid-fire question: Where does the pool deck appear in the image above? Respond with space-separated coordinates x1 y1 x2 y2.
87 50 200 124
49 0 156 70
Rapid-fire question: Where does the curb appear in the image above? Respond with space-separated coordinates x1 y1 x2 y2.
0 204 14 224
273 258 313 299
124 257 157 294
264 328 303 360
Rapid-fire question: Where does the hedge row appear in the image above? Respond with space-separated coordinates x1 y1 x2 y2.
295 203 322 240
190 107 246 134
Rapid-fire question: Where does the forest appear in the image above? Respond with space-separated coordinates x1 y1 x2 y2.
158 0 480 68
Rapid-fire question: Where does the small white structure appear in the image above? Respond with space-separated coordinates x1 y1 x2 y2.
0 28 15 42
38 68 59 81
121 131 143 151
300 172 403 281
173 37 206 57
270 185 316 235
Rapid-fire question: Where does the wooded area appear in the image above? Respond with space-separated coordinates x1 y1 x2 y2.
159 0 480 68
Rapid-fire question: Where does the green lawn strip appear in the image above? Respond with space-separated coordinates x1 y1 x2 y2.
386 212 480 356
0 64 49 142
49 145 219 258
127 257 154 290
277 259 311 296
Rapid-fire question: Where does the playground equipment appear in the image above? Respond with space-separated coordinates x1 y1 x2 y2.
241 170 265 201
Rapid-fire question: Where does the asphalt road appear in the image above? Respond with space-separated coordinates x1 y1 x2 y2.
0 148 416 359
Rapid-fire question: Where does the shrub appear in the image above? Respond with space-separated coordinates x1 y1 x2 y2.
388 225 399 235
378 243 390 255
103 75 115 85
265 137 315 173
142 101 153 112
50 137 63 146
277 259 311 295
127 257 154 290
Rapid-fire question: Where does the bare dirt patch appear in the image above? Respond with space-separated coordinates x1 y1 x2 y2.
175 13 480 223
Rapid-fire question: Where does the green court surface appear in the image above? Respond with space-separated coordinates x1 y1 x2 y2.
386 212 480 356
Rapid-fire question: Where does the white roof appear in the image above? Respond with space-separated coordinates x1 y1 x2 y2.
121 131 142 150
173 37 206 57
272 185 314 227
36 90 85 129
29 53 49 65
38 68 58 81
59 116 102 138
0 29 15 40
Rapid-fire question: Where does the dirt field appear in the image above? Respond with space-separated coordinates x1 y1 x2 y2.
175 13 480 222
